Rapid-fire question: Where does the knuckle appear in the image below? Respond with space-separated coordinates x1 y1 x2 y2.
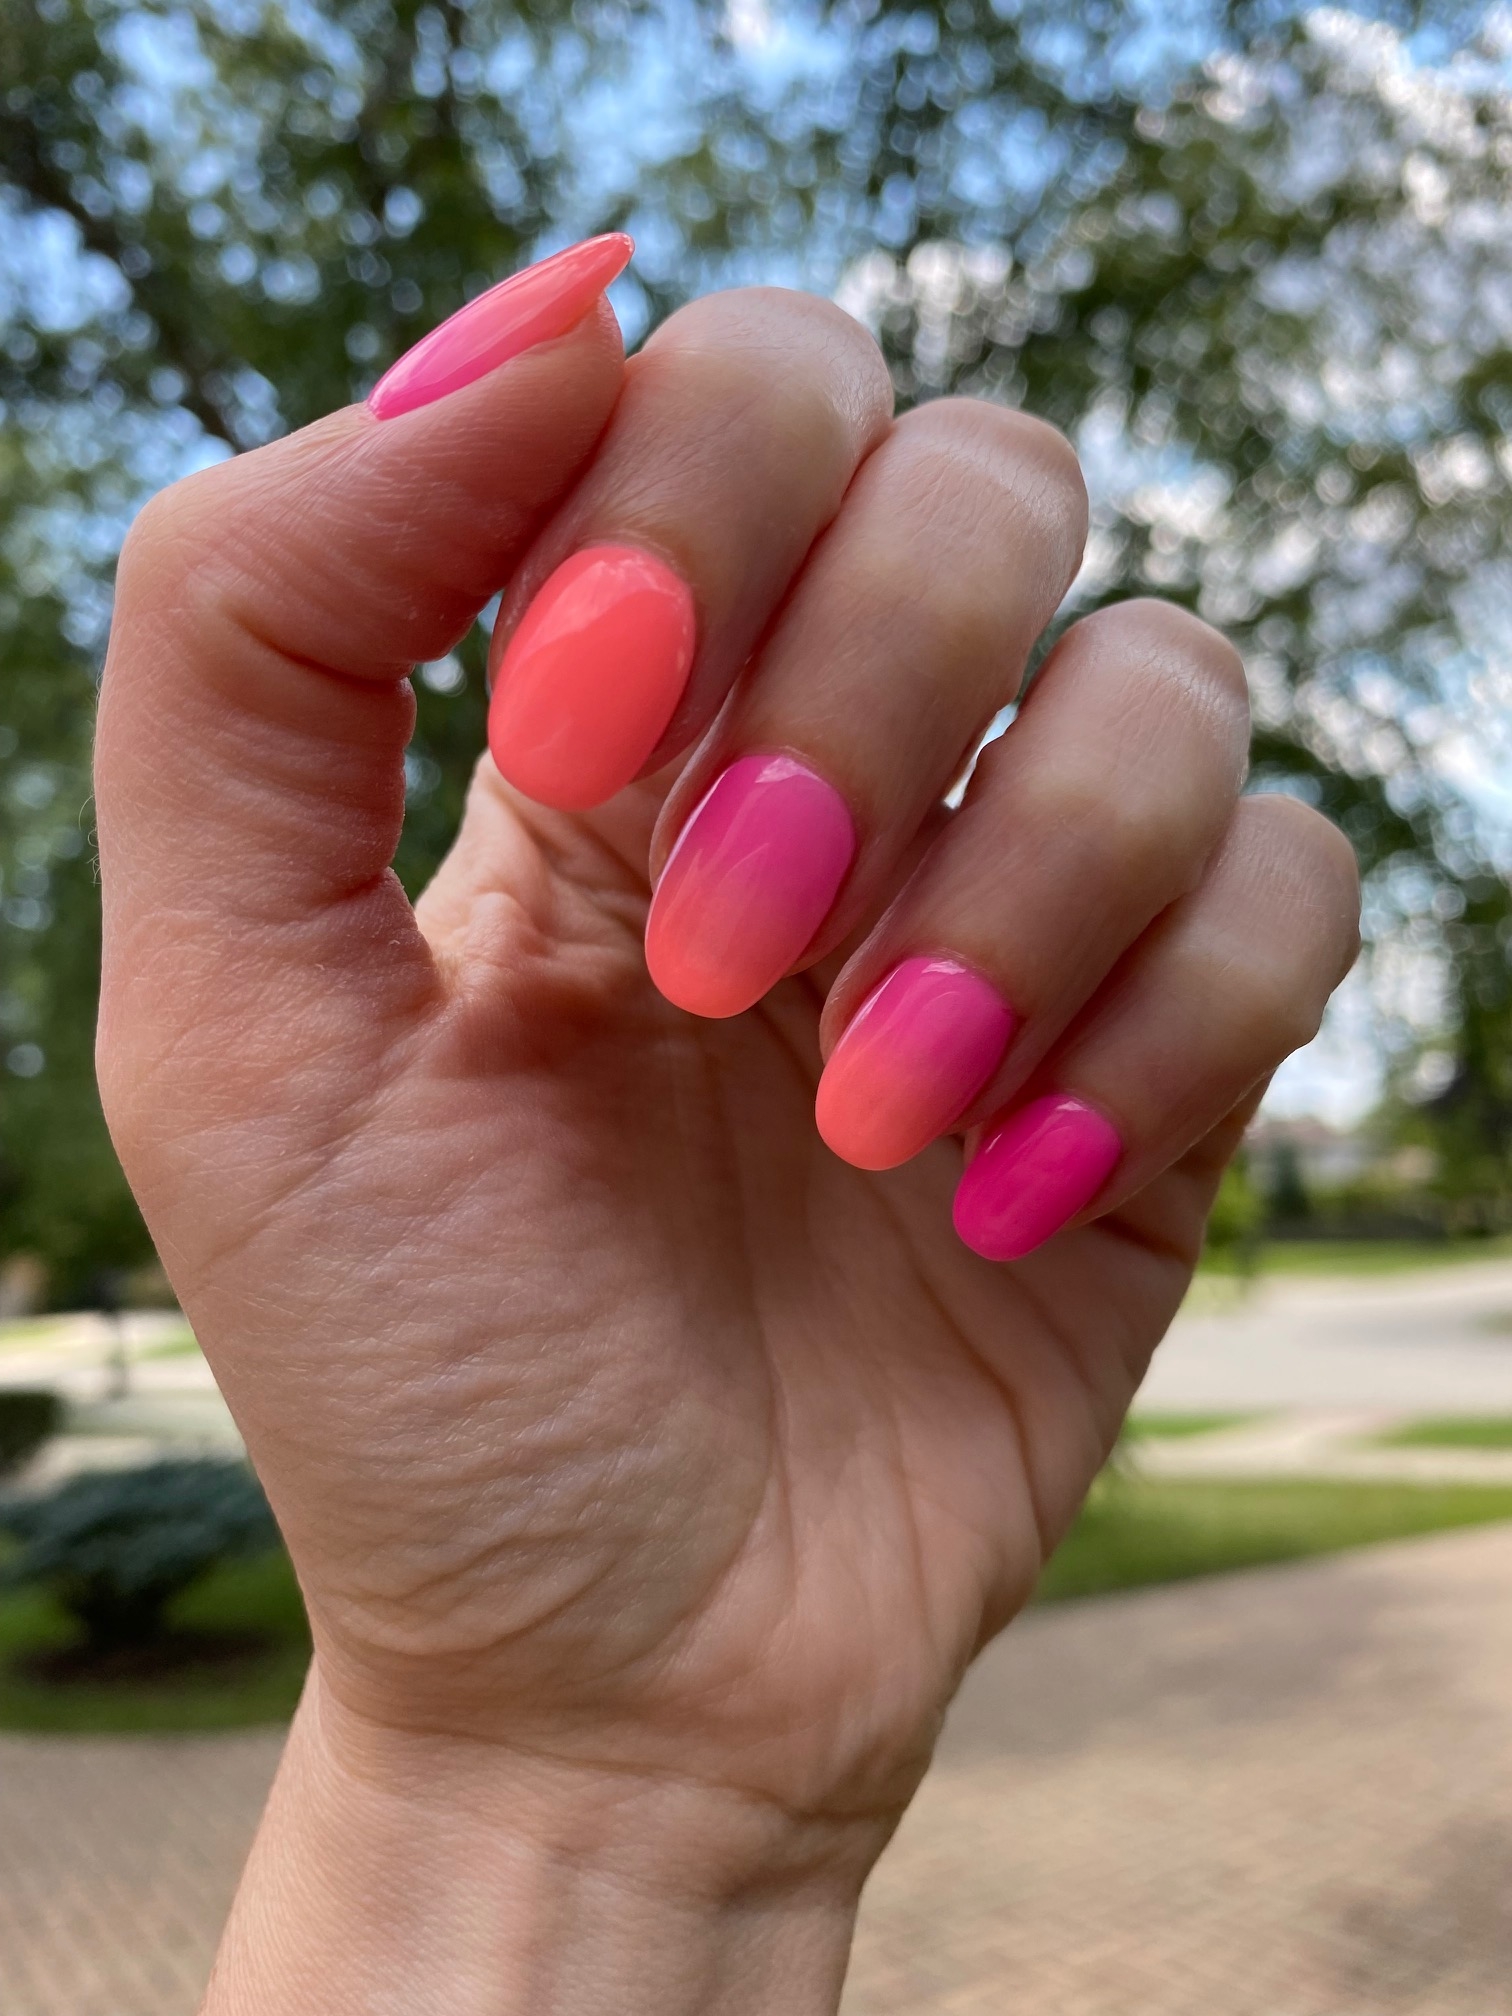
643 286 893 440
1242 794 1364 978
1195 938 1325 1061
894 398 1089 558
1062 597 1251 768
1191 796 1364 1058
847 525 1002 673
1258 963 1332 1058
115 465 236 617
116 481 194 588
1013 760 1199 898
1080 597 1249 704
94 1022 149 1166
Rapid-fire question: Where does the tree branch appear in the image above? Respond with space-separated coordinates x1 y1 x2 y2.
0 110 236 446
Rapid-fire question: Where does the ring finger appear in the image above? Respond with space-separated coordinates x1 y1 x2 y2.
814 598 1252 1169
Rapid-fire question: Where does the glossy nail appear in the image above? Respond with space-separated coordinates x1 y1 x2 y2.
368 233 633 420
489 546 696 810
646 754 856 1019
816 957 1016 1171
952 1093 1122 1262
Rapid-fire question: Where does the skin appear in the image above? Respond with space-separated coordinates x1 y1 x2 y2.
91 287 1361 2014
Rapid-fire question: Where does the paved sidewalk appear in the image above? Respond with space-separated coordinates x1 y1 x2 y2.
1133 1409 1512 1483
1145 1257 1512 1412
844 1524 1512 2015
4 1524 1512 2015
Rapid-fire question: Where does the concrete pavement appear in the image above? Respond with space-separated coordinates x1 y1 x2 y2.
843 1523 1512 2015
1133 1408 1512 1483
1143 1257 1512 1413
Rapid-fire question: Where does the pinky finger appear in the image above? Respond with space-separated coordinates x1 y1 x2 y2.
953 795 1361 1263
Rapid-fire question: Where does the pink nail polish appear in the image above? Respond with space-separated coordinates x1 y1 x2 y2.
489 546 696 810
816 958 1015 1171
953 1093 1122 1262
645 754 856 1019
368 233 633 420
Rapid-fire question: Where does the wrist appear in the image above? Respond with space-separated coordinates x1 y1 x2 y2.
203 1660 872 2016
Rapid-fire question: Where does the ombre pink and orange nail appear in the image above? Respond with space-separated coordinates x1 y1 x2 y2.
817 955 1124 1260
816 957 1016 1170
645 755 857 1019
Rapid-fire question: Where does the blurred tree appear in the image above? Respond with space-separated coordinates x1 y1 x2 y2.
1202 1153 1265 1269
2 0 1510 1298
1263 1138 1313 1225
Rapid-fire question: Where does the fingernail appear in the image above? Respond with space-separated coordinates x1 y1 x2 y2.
952 1093 1122 1262
368 233 633 420
646 754 856 1019
488 546 696 810
816 958 1016 1171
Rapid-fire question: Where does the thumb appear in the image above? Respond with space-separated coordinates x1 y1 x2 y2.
94 237 627 1140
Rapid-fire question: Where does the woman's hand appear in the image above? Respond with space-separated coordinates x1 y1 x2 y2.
93 246 1360 2014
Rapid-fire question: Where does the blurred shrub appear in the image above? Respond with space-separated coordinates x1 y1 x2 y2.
1282 1172 1454 1240
0 1459 278 1652
1204 1158 1265 1266
0 1390 62 1478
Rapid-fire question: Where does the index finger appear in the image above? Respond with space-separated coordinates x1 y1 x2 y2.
94 251 627 1147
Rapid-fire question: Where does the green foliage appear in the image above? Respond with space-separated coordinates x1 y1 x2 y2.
1200 1233 1512 1276
0 1546 309 1731
1378 1415 1512 1450
1037 1475 1512 1603
0 1457 279 1649
1122 1412 1261 1440
1203 1157 1266 1261
0 1389 62 1476
4 1 1512 1285
1262 1140 1312 1225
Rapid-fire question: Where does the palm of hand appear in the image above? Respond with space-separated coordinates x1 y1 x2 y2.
166 767 1200 1828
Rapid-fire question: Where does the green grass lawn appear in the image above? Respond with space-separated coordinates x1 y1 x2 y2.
1376 1417 1512 1452
1122 1412 1260 1440
0 1551 310 1734
0 1315 78 1351
134 1327 201 1360
1035 1476 1512 1604
1199 1235 1512 1279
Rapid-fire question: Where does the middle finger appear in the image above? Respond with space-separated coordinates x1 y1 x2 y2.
645 398 1089 1018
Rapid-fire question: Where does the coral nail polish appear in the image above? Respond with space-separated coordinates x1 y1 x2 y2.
952 1093 1122 1262
488 546 696 810
645 754 856 1019
368 233 633 420
816 957 1016 1171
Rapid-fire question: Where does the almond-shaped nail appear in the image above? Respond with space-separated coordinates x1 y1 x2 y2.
368 233 633 420
645 754 856 1019
953 1093 1122 1262
816 958 1016 1171
488 545 696 810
